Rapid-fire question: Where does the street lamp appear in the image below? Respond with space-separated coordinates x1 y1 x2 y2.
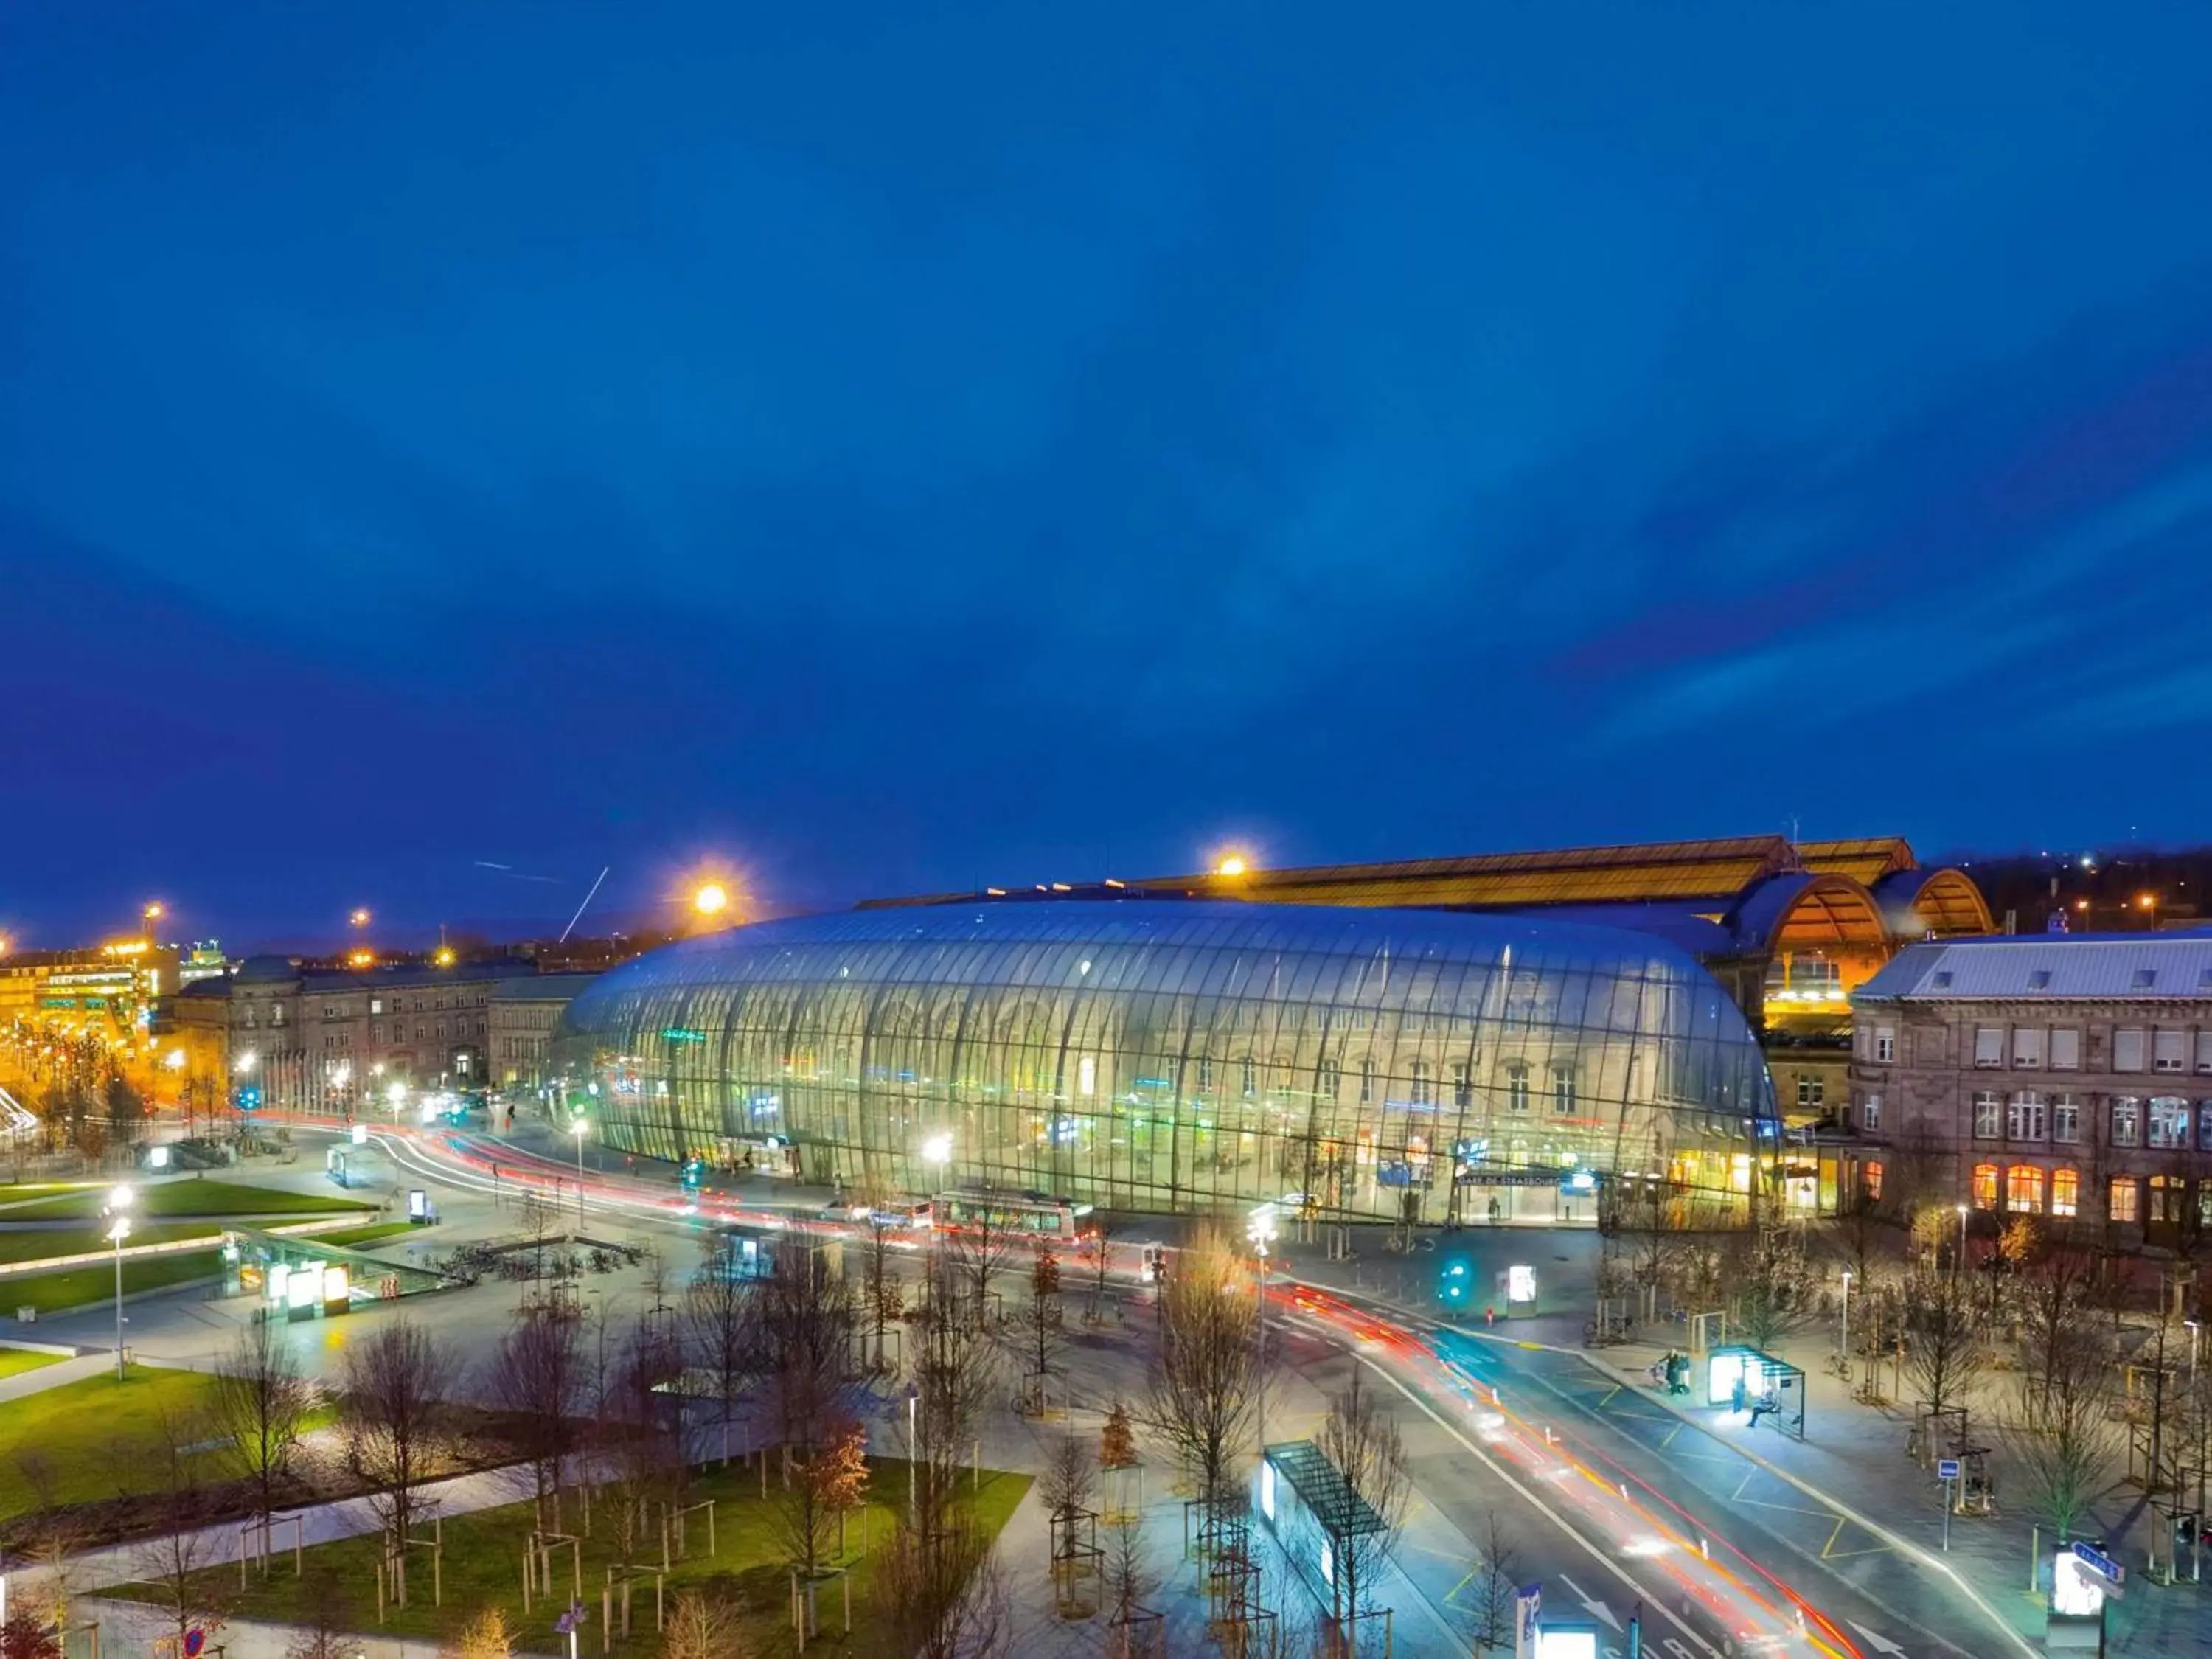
906 1381 921 1525
1840 1269 1852 1360
350 908 372 930
103 1186 133 1380
1248 1203 1279 1446
569 1116 591 1223
920 1132 953 1170
1955 1203 1969 1274
693 883 729 918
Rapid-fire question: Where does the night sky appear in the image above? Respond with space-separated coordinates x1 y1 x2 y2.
7 4 2212 948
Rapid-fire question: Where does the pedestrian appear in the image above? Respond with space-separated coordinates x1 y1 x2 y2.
1486 1304 1497 1327
1731 1375 1747 1416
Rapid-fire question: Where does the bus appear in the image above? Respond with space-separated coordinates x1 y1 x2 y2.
934 1189 1091 1242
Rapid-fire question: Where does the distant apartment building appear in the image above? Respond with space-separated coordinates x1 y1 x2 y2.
489 974 602 1089
175 955 597 1113
1849 933 2212 1249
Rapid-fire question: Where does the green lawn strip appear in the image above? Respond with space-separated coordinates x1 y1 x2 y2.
0 1184 91 1207
117 1458 1030 1657
0 1222 223 1267
0 1346 66 1381
0 1365 228 1514
1 1250 224 1319
298 1221 418 1249
6 1180 376 1222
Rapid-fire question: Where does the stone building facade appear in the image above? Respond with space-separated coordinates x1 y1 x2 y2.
488 974 601 1090
1849 933 2212 1250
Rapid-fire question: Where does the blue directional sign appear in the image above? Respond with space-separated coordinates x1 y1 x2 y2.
2071 1540 2124 1583
1937 1458 1961 1481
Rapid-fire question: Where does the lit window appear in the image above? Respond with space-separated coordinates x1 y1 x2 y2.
1451 1062 1472 1110
2006 1092 2046 1142
2052 1095 2079 1144
1240 1057 1257 1097
1260 1460 1276 1520
1860 1093 1882 1132
2149 1174 2186 1225
1863 1161 1884 1201
1972 1164 1999 1208
1077 1056 1096 1098
2006 1165 2044 1212
2110 1178 2140 1225
1197 1057 1214 1093
2149 1098 2191 1150
2111 1097 2141 1147
1506 1063 1530 1113
2051 1169 2078 1217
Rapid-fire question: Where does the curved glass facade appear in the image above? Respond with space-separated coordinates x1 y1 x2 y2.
551 900 1779 1222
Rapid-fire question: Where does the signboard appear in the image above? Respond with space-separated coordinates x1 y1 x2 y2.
350 1122 369 1145
1938 1458 1961 1481
1504 1265 1537 1305
407 1189 430 1222
2070 1540 2124 1585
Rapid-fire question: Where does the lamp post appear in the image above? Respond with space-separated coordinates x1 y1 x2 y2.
1840 1269 1852 1360
569 1116 590 1224
103 1185 133 1380
906 1382 920 1525
1956 1203 1969 1276
1248 1203 1279 1448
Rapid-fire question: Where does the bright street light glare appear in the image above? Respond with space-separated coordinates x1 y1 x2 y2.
108 1217 131 1244
142 902 164 922
569 1116 591 1139
109 1184 134 1211
693 883 730 917
350 908 372 928
920 1131 953 1166
1216 856 1248 877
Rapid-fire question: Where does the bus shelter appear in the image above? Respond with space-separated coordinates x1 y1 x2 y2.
1702 1344 1805 1439
220 1226 450 1321
1256 1441 1388 1641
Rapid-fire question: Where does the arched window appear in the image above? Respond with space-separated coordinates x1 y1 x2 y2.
2149 1174 2185 1225
2006 1165 2043 1213
2050 1168 2079 1218
2110 1177 2140 1225
1971 1163 1999 1209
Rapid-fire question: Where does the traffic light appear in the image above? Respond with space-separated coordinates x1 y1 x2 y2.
681 1158 707 1192
234 1084 262 1112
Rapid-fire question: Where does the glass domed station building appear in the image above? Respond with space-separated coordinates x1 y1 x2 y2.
552 898 1781 1224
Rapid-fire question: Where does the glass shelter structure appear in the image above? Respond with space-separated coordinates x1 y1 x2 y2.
551 900 1781 1222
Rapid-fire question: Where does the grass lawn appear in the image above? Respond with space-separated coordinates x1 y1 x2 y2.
1 1250 223 1318
0 1222 223 1267
6 1180 375 1222
118 1457 1031 1657
0 1184 88 1207
301 1221 418 1248
0 1346 65 1381
0 1365 228 1515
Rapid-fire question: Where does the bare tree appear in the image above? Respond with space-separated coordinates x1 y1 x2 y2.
1141 1225 1258 1539
685 1234 751 1458
484 1297 585 1528
1726 1222 1815 1350
1102 1510 1155 1658
1902 1265 1989 1420
858 1211 907 1370
661 1588 747 1659
10 1455 91 1633
883 1510 1010 1659
340 1318 459 1560
281 1564 357 1659
1315 1368 1411 1658
515 1189 558 1281
0 1613 64 1659
600 1315 687 1568
1999 1304 2121 1544
1087 1214 1115 1322
1016 1245 1064 1411
1461 1509 1522 1655
132 1402 233 1659
1038 1427 1098 1579
942 1209 1017 1327
212 1318 312 1556
749 1246 860 1466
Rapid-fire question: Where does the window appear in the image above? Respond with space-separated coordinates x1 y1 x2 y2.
2134 969 2158 990
1197 1057 1214 1093
2198 1032 2212 1074
1863 1161 1883 1201
2199 1102 2212 1154
2154 1030 2186 1073
2115 1029 2147 1072
370 997 384 1015
1972 1091 2001 1139
1451 1062 1472 1110
1506 1063 1531 1113
2112 1097 2141 1146
2051 1029 2081 1071
1797 1075 1825 1109
2006 1166 2044 1212
2051 1168 2079 1217
1972 1163 1999 1208
2028 970 2051 990
2012 1028 2045 1069
2110 1178 2140 1225
2007 1091 2047 1141
1932 970 1954 989
1551 1065 1577 1116
1874 1026 1896 1063
1077 1056 1096 1097
2149 1097 2191 1149
2149 1174 2185 1225
1972 1028 2003 1068
1259 1460 1276 1520
1357 1058 1374 1105
272 1005 285 1026
1408 1060 1431 1106
1316 1062 1340 1102
1240 1057 1257 1097
2052 1094 2080 1144
1861 1092 1883 1132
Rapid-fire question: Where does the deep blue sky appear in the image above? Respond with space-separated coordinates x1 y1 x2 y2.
7 3 2212 948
